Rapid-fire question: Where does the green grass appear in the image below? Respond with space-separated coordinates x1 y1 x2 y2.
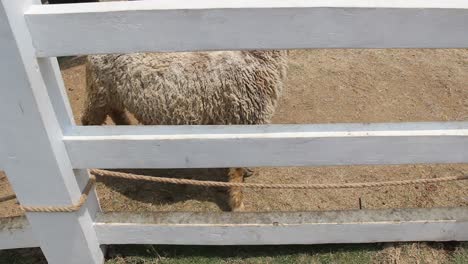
1 243 467 264
105 244 378 264
0 248 46 264
452 243 468 264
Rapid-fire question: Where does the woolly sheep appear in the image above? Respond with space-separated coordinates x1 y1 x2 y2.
81 50 288 211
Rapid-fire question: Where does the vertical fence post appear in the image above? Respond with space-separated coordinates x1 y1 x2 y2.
0 0 103 263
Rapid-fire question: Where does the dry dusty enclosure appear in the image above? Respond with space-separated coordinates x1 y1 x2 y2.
1 49 468 217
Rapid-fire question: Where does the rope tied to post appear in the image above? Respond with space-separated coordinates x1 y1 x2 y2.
1 169 467 213
20 175 96 213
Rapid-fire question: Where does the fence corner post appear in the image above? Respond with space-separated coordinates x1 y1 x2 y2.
0 0 104 263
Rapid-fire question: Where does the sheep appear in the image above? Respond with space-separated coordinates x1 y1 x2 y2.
81 50 288 211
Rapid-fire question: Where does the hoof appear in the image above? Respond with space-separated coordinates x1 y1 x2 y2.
243 168 255 177
231 202 245 212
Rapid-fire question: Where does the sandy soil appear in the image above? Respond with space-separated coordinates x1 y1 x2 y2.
1 49 468 216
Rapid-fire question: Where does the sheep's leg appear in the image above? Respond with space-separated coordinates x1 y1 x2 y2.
228 168 245 212
81 103 108 125
243 168 255 177
110 109 131 125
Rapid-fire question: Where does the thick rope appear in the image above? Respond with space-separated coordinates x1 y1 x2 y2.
1 170 467 212
20 175 96 213
89 169 468 189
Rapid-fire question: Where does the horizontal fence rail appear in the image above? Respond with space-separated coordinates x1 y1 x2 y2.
64 122 468 169
2 208 467 249
25 0 468 57
91 208 468 245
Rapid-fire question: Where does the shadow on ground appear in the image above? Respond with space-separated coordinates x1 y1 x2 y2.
106 244 380 263
98 168 233 212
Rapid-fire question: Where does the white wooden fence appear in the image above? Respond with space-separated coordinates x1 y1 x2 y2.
1 0 468 263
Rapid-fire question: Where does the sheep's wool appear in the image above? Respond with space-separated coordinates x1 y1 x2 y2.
84 50 287 125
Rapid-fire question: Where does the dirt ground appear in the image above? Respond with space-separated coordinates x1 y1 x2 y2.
1 49 468 217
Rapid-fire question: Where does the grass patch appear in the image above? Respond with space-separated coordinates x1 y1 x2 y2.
452 243 468 264
0 248 46 264
105 244 379 264
1 243 467 263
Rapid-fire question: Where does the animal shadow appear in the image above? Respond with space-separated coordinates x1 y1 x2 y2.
97 168 232 211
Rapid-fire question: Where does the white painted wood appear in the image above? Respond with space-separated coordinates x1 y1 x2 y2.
0 217 39 250
97 221 468 245
95 208 468 245
37 57 74 130
0 1 103 263
25 0 468 57
0 0 467 253
37 41 101 220
64 122 468 168
36 52 102 220
3 209 466 248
